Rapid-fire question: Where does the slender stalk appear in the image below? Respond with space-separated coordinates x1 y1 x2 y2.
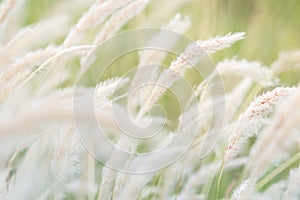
256 152 300 190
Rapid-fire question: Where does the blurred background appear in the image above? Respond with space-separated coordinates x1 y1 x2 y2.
21 0 299 62
18 0 300 85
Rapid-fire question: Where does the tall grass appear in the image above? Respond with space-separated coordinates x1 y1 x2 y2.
0 0 300 199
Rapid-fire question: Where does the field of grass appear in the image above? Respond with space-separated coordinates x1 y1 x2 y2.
0 0 300 199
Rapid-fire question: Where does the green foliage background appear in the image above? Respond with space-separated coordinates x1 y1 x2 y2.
18 0 300 85
21 0 299 61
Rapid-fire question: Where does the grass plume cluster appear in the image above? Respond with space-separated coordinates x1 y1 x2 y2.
0 0 300 199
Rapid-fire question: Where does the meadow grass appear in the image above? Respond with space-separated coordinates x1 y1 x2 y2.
0 0 300 199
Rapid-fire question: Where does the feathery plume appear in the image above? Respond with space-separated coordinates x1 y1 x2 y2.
93 0 149 47
138 32 245 117
217 58 279 86
197 32 246 54
0 87 117 136
271 50 300 74
224 87 296 165
0 45 58 83
248 86 300 179
129 13 190 109
0 0 16 25
230 179 254 200
97 137 136 200
63 0 132 47
95 77 129 106
80 0 149 75
20 45 91 85
1 15 70 57
51 126 81 183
